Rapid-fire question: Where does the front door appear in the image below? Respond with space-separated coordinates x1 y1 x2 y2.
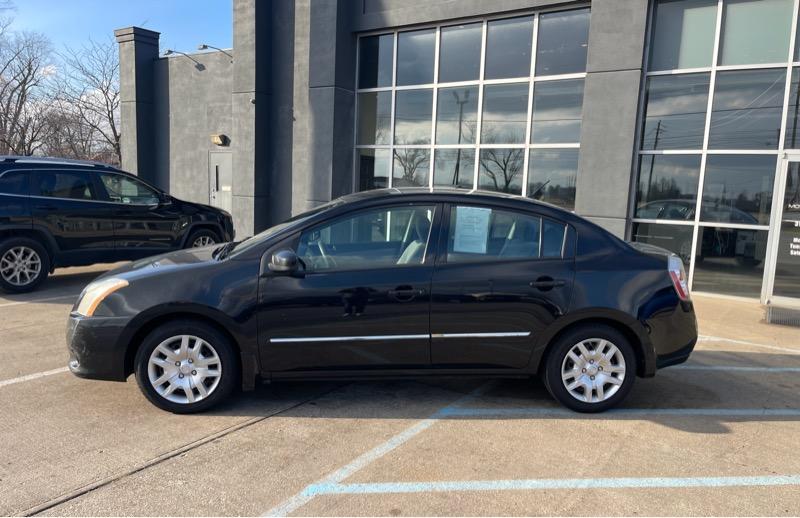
765 156 800 306
430 204 574 369
259 203 440 372
208 152 232 213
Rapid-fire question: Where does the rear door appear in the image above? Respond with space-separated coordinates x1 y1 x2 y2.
30 169 117 264
430 203 574 369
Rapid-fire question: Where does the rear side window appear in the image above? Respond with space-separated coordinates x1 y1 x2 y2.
0 171 29 195
33 171 97 200
446 205 566 262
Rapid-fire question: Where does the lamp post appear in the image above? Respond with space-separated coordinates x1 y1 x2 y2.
451 89 470 187
198 44 233 62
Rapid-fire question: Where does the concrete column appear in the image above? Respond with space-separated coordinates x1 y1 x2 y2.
114 27 159 183
291 0 356 215
574 0 649 238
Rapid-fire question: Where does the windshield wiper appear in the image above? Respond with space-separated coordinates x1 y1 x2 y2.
213 242 236 260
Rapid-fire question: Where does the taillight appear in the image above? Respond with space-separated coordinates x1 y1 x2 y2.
668 254 690 301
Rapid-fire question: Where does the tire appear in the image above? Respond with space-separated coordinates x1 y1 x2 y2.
0 237 50 294
134 319 239 413
542 324 636 413
186 228 221 249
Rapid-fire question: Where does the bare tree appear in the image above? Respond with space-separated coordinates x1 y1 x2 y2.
55 39 121 164
478 147 524 193
392 148 429 187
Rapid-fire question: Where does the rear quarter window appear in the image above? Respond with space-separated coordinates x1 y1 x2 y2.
0 171 29 196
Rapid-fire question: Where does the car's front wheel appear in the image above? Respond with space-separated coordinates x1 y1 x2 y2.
0 237 50 293
187 229 220 248
543 324 636 413
134 320 239 413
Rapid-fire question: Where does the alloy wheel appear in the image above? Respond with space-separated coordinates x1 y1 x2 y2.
560 338 626 403
147 335 222 404
0 246 42 287
192 235 216 247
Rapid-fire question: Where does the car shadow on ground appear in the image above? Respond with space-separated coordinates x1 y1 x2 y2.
0 264 124 305
194 349 800 435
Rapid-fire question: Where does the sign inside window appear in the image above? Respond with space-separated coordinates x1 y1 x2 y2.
453 206 491 253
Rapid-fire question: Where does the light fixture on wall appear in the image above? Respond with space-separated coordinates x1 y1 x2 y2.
163 49 205 71
210 134 230 146
198 44 233 63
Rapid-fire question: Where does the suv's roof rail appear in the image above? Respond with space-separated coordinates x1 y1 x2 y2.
0 155 121 170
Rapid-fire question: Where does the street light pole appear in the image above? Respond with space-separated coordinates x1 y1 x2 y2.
452 89 470 186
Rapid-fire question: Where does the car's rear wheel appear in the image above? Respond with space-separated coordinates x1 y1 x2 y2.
543 324 635 413
0 237 50 293
134 320 239 413
187 229 220 248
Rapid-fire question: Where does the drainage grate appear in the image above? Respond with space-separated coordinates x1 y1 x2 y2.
765 306 800 327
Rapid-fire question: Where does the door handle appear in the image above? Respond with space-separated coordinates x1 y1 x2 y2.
530 276 566 291
388 286 426 302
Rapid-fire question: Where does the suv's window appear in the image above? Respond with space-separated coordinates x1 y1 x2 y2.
34 171 97 200
98 173 160 205
297 205 435 271
446 205 565 262
0 171 29 195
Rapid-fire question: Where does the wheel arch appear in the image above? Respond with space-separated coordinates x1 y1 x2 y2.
0 226 58 269
180 223 224 248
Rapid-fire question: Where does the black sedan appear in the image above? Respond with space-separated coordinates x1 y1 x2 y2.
67 189 697 413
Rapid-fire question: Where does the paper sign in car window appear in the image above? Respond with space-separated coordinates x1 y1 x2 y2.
453 206 491 253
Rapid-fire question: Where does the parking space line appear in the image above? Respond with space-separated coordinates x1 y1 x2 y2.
698 335 800 354
264 383 492 517
0 293 79 308
677 365 800 372
438 407 800 417
306 474 800 496
0 367 69 388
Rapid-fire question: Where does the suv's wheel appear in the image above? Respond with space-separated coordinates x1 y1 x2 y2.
134 320 239 413
186 229 220 248
0 237 50 293
543 324 636 413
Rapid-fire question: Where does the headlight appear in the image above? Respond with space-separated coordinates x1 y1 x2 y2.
75 278 129 317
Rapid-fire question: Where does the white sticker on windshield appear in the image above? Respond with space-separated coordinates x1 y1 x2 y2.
453 206 491 254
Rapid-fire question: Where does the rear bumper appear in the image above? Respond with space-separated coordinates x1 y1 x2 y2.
648 300 698 373
66 313 131 382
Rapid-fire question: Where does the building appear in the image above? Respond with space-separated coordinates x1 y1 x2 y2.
115 0 800 309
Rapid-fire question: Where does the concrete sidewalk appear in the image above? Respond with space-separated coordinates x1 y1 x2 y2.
693 294 799 349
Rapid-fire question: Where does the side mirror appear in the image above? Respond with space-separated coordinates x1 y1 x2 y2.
268 249 300 274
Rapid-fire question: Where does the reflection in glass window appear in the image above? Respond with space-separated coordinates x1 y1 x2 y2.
701 155 776 225
358 34 393 88
648 0 717 71
709 69 785 150
478 149 524 194
436 86 478 144
527 149 578 210
641 73 709 150
692 227 767 297
530 79 584 143
719 0 793 66
358 149 391 191
536 9 590 76
438 23 482 83
357 91 392 145
481 83 529 144
393 148 430 187
484 16 533 79
635 155 701 220
784 69 800 149
394 89 433 145
396 29 435 86
447 206 542 262
434 149 475 189
632 223 695 263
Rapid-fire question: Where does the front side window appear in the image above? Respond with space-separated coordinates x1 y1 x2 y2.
0 171 29 195
98 173 160 205
297 205 435 272
446 205 565 263
34 171 97 200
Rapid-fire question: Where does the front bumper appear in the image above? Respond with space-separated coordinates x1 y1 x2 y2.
67 313 132 382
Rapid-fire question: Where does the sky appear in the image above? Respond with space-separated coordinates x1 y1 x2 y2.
6 0 232 54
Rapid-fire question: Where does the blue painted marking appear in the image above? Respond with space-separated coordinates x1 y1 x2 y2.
307 475 800 495
438 407 800 417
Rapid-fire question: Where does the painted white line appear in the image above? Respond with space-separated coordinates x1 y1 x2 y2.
308 474 800 496
0 367 69 388
264 384 492 517
677 365 800 372
438 407 800 418
698 335 800 354
0 293 79 308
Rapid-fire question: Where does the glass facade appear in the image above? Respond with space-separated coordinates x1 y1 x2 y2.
355 8 589 209
635 0 798 298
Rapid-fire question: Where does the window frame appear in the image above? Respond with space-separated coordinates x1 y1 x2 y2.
293 202 442 274
437 202 570 266
353 5 590 198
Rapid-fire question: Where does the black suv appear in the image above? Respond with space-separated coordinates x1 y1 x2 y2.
0 156 234 293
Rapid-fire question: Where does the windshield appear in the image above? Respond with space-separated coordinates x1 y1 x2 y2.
226 198 345 257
